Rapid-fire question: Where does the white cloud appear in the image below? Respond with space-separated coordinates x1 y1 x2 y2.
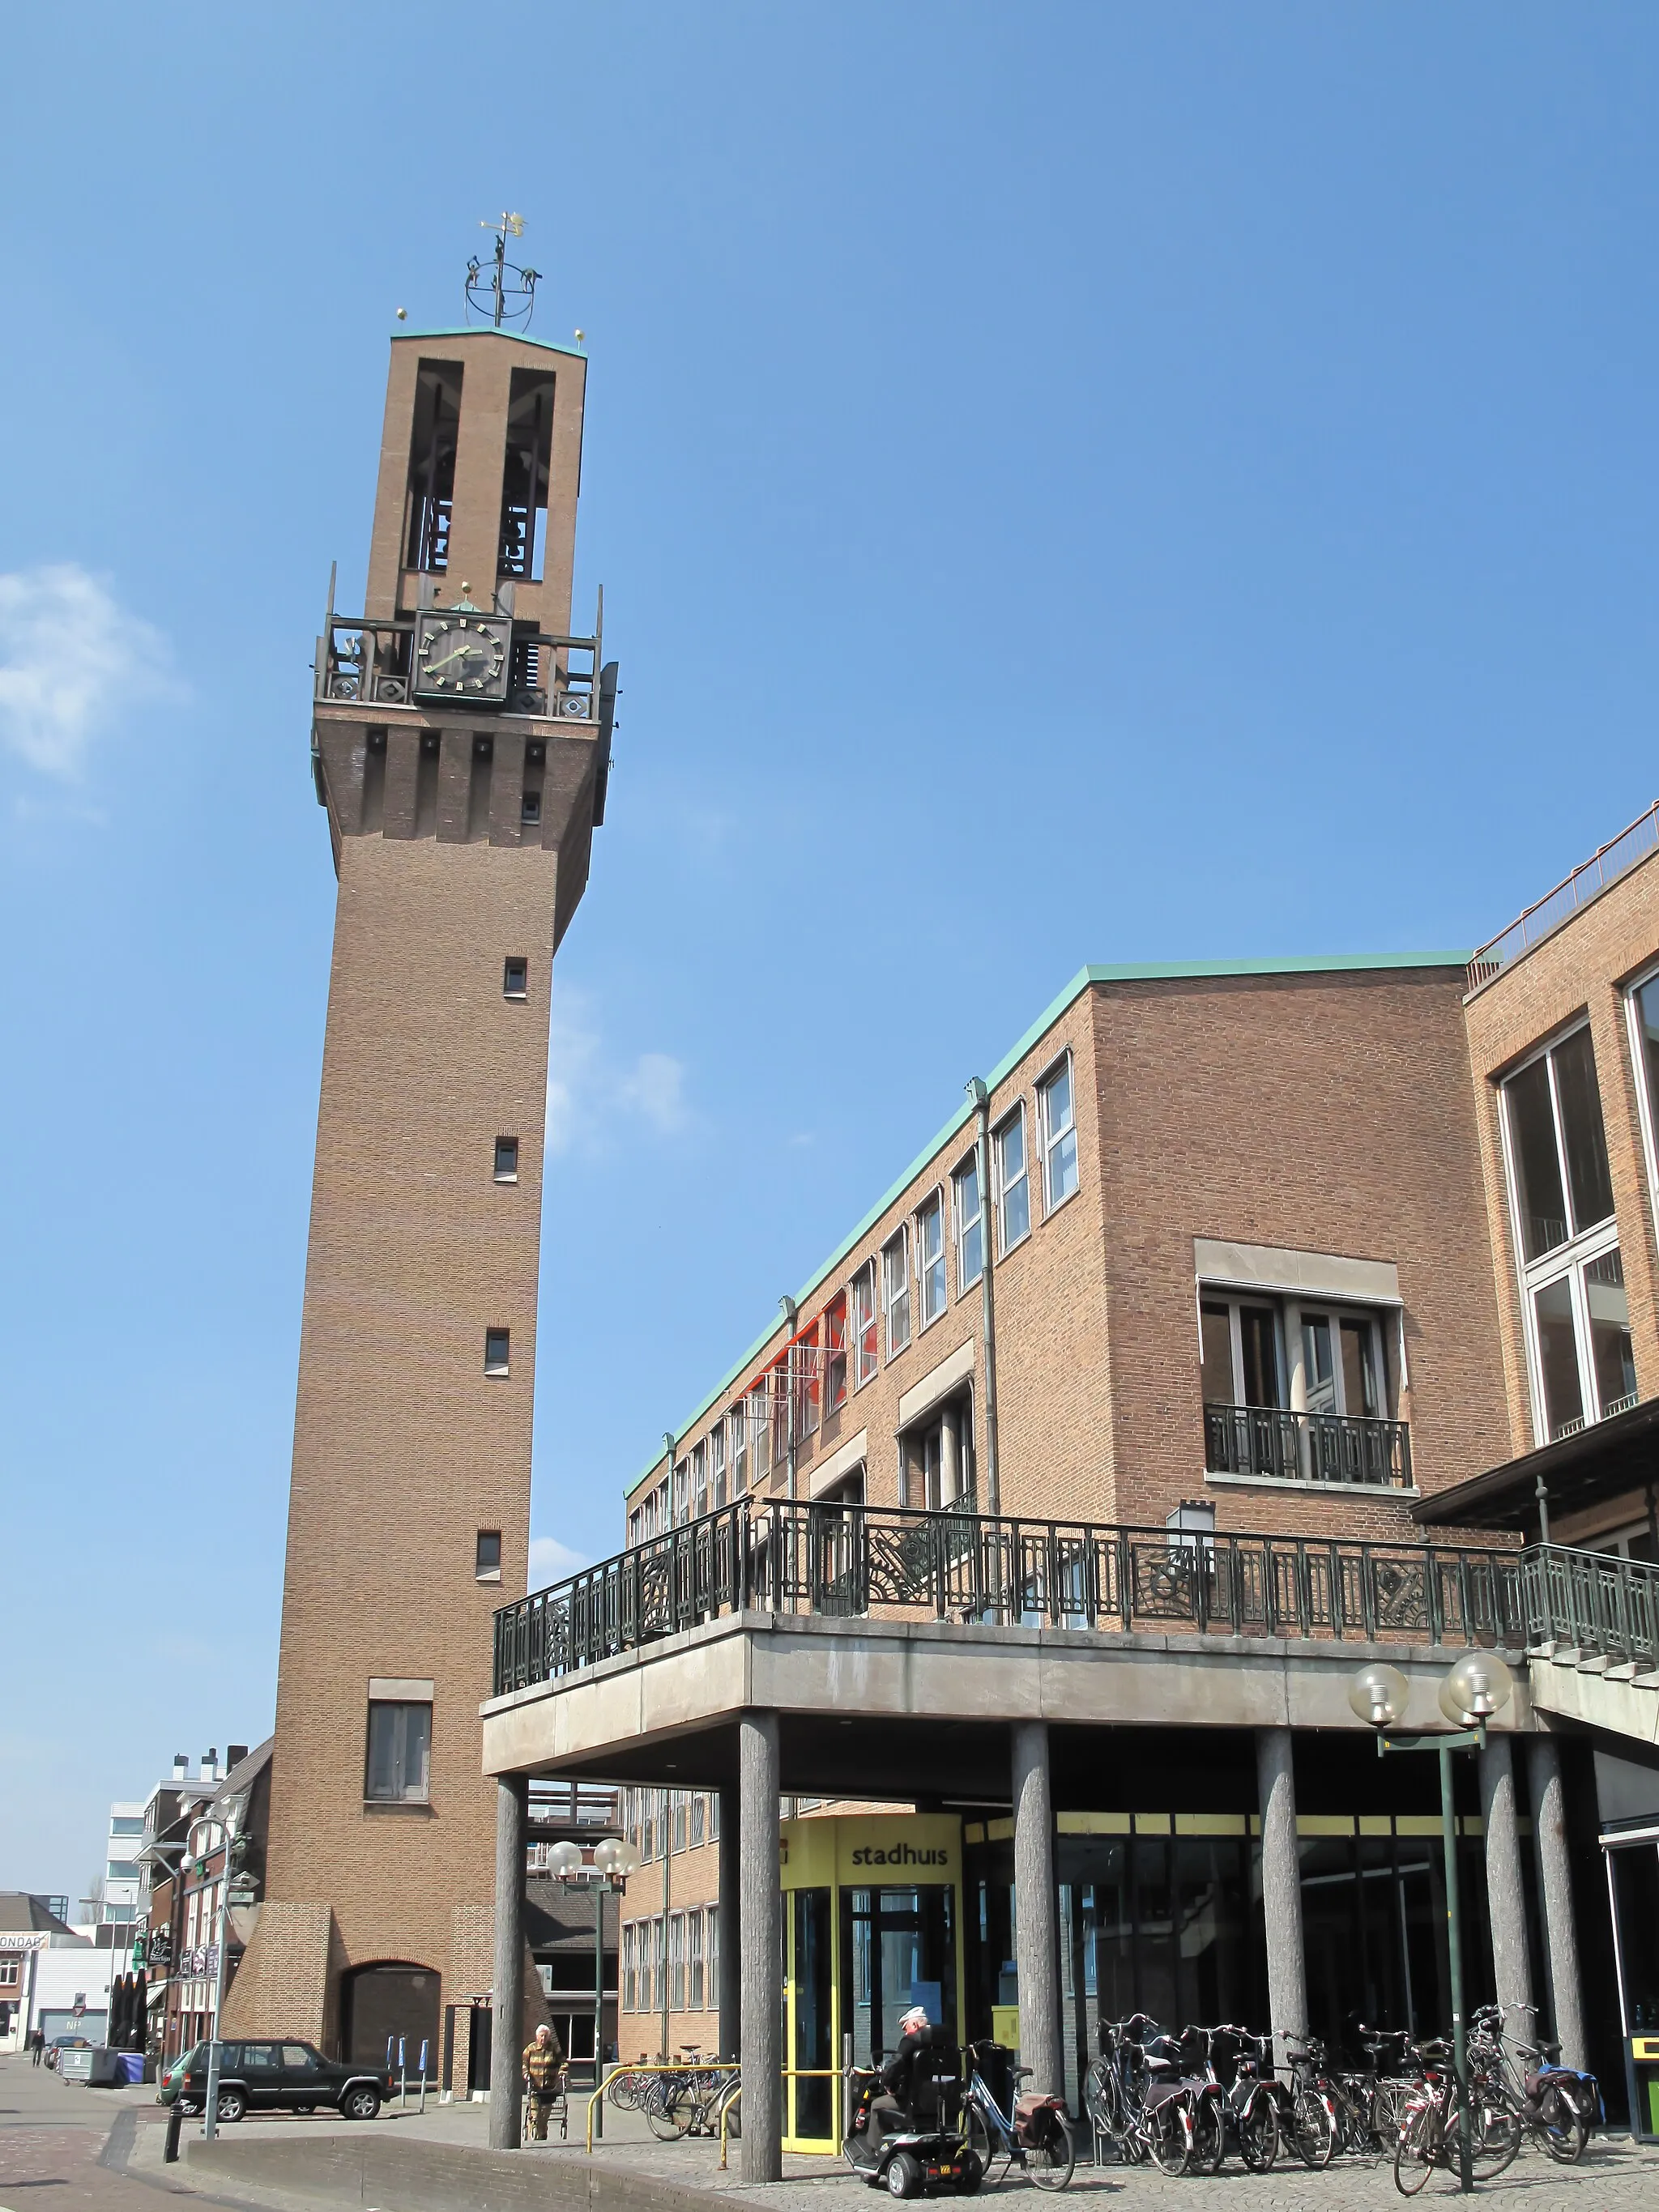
529 1533 589 1586
547 990 690 1155
0 565 176 779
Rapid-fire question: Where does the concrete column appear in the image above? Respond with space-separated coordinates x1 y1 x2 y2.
1256 1728 1308 2074
1011 1721 1062 2096
488 1774 527 2149
1480 1736 1533 2023
718 1782 742 2062
1527 1737 1586 2070
940 1404 960 1506
740 1715 782 2183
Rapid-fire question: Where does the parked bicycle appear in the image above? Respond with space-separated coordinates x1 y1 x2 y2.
1081 2014 1221 2177
961 2042 1074 2189
1392 2036 1521 2196
1469 2003 1594 2165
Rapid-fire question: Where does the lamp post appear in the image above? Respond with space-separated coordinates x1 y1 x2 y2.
1348 1653 1515 2196
544 1833 639 2137
188 1809 241 2145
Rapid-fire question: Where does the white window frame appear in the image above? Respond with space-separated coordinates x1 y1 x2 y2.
668 1911 686 2010
691 1439 708 1521
952 1152 983 1296
688 1909 705 2010
915 1189 946 1330
1038 1051 1079 1214
729 1404 748 1494
706 1905 719 2005
622 1921 638 2012
823 1291 848 1410
851 1260 879 1386
1625 959 1659 1238
709 1422 727 1509
883 1229 911 1357
1498 1025 1629 1446
992 1103 1030 1256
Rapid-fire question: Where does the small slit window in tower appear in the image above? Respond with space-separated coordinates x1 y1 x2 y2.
503 957 527 999
475 1530 502 1582
498 369 555 582
494 1136 519 1182
484 1328 511 1377
403 360 463 575
521 785 542 825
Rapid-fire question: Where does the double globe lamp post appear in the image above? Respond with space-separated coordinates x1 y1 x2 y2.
542 1832 641 2129
1347 1650 1516 2195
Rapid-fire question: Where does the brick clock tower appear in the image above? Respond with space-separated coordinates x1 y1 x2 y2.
227 264 615 2066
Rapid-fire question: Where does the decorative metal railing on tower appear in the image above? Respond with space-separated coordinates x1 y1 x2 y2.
1465 799 1659 994
490 1498 1525 1697
314 613 601 721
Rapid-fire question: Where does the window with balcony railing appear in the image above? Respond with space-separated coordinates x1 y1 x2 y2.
1199 1288 1409 1487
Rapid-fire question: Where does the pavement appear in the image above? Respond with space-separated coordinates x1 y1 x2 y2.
4 2054 1659 2212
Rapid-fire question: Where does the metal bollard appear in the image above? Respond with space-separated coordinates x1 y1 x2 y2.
164 2104 184 2164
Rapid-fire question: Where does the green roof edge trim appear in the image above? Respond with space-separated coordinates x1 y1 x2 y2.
623 948 1473 1498
391 327 586 360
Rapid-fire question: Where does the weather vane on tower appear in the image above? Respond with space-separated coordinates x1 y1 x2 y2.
466 212 540 329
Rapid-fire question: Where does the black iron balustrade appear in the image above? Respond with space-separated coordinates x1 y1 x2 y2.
1203 1402 1411 1487
491 1498 1523 1697
1521 1543 1659 1674
315 614 600 720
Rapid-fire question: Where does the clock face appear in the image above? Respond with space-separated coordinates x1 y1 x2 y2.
414 612 510 701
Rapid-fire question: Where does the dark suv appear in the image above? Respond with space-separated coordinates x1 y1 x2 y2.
161 2040 390 2123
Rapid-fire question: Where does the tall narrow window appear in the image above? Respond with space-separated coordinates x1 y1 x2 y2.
706 1906 719 2005
953 1155 983 1291
993 1107 1030 1253
1038 1055 1079 1210
673 1458 689 1524
494 1136 519 1182
851 1263 878 1386
484 1328 511 1376
669 1914 686 2010
883 1230 911 1357
498 369 555 582
475 1530 502 1581
623 1923 638 2013
365 1702 431 1803
731 1404 749 1494
916 1193 946 1326
692 1440 708 1520
503 957 527 999
688 1910 705 2010
823 1294 848 1410
1501 1026 1627 1442
403 360 463 574
710 1421 727 1509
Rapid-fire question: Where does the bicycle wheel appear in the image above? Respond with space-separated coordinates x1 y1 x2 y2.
607 2069 638 2110
1239 2094 1279 2172
965 2104 997 2172
1469 2095 1523 2180
1188 2095 1225 2176
1539 2081 1589 2164
1026 2114 1075 2191
1290 2086 1337 2170
646 2080 696 2140
1392 2099 1443 2197
1145 2099 1192 2177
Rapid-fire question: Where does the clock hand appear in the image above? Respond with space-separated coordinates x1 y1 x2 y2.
427 641 480 672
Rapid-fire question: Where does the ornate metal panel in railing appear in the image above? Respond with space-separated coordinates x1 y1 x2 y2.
491 1499 1525 1696
1520 1543 1659 1673
1204 1403 1411 1488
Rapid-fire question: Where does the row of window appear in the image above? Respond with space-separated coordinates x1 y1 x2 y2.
628 1055 1080 1541
1496 979 1659 1444
621 1907 720 2016
621 1787 721 1861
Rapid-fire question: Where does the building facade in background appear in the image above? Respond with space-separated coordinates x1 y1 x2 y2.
226 298 616 2071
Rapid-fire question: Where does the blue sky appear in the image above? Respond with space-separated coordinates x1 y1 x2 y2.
2 3 1657 1894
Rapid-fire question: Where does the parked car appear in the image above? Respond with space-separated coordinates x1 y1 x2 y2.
45 2035 92 2071
159 2040 390 2123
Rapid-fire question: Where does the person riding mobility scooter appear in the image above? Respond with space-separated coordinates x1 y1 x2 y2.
845 2007 982 2197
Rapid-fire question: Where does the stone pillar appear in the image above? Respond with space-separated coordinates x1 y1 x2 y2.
740 1715 782 2183
1011 1720 1062 2096
1527 1737 1586 2070
718 1781 742 2062
940 1404 960 1506
1256 1728 1308 2074
1480 1736 1533 2022
488 1775 527 2149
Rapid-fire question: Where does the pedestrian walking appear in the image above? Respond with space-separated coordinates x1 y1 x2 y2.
30 2026 46 2066
522 2022 565 2142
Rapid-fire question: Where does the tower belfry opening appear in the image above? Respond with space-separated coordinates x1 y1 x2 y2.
228 238 618 2061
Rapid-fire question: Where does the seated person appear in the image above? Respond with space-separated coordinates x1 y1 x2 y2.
862 2005 932 2142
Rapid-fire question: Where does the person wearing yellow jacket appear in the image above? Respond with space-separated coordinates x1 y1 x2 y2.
522 2022 565 2140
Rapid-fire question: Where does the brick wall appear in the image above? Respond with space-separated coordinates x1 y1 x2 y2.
1462 849 1659 1456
